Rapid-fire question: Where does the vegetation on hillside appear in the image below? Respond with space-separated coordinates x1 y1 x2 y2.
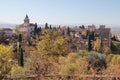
0 29 120 79
111 40 120 54
0 45 13 79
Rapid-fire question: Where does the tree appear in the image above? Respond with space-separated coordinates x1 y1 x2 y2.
0 30 4 43
50 25 52 29
26 29 71 76
87 33 92 51
104 47 111 54
111 35 117 41
34 23 38 35
62 30 65 35
87 51 107 74
37 27 41 35
91 31 95 40
67 27 70 36
38 29 70 58
18 34 22 42
0 44 13 79
93 39 101 52
10 64 25 78
111 55 120 65
81 25 85 29
18 45 24 67
17 34 24 67
60 51 88 75
45 23 49 29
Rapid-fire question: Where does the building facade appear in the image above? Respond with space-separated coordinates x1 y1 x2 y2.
18 15 36 39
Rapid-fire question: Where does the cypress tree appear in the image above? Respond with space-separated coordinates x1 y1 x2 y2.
62 30 65 35
67 27 70 36
17 34 24 67
99 39 103 53
88 33 92 51
86 30 89 38
18 45 24 66
17 34 22 55
82 25 85 29
37 27 41 35
45 23 49 29
50 25 52 29
91 31 95 40
34 23 38 35
39 27 41 32
18 34 22 42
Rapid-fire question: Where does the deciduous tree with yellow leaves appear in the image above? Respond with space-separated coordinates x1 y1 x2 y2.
93 39 101 52
0 44 13 79
27 29 70 76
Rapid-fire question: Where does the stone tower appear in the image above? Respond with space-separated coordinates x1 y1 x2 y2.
24 14 29 26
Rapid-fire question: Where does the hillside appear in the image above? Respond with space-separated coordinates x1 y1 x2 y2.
111 40 120 54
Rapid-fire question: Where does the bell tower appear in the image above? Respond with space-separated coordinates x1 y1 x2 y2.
24 14 29 26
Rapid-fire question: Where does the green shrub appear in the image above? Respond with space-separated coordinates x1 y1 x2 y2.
87 51 107 72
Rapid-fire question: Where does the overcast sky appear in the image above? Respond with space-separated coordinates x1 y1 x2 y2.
0 0 120 26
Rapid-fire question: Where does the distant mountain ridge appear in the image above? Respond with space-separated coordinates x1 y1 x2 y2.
0 24 17 29
0 23 120 31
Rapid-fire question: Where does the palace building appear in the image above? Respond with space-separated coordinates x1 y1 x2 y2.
18 15 36 39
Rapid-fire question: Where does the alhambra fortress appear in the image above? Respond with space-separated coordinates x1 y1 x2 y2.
0 15 111 52
1 15 120 80
16 15 111 52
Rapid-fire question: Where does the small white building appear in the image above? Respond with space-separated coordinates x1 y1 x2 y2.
2 28 13 37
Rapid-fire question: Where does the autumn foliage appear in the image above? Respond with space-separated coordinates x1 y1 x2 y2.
0 29 120 79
